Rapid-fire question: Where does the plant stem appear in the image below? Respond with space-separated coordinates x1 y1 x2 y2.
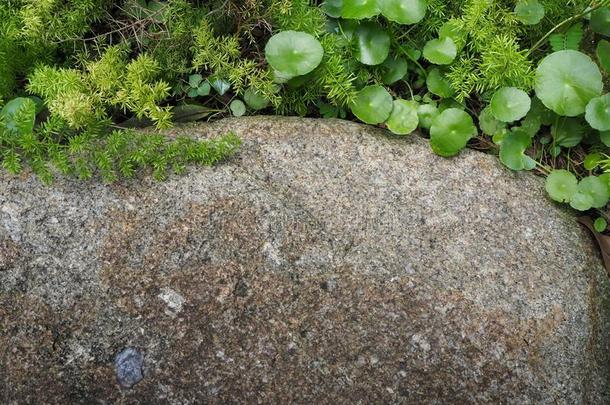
526 2 608 57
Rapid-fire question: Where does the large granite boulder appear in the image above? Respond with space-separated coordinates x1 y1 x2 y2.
1 117 609 404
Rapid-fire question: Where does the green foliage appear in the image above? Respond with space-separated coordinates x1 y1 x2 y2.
429 108 476 157
1 0 610 226
549 23 583 51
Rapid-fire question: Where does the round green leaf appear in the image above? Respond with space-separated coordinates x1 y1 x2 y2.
552 117 584 147
230 99 246 117
187 87 199 98
499 130 536 171
594 217 608 232
244 88 269 110
197 82 211 96
323 0 343 17
478 106 507 136
545 170 577 203
342 0 379 19
534 50 603 117
585 94 610 131
417 103 439 129
591 7 610 37
379 0 427 25
439 19 466 50
355 22 390 65
429 108 476 157
584 152 602 171
570 192 594 211
601 130 610 147
423 37 457 65
385 99 419 135
210 78 231 95
490 87 531 123
0 97 36 135
597 40 610 73
514 0 545 25
573 176 610 210
381 56 408 85
438 98 463 112
265 31 324 77
426 68 454 98
351 85 393 124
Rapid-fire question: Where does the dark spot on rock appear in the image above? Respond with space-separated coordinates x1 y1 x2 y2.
234 279 249 297
114 347 144 388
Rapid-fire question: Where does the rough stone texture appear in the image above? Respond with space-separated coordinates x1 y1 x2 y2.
1 117 609 404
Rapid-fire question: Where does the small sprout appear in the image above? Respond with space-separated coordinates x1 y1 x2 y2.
591 7 610 37
350 85 393 124
230 99 246 117
385 99 419 135
355 22 391 65
243 88 269 110
197 82 211 97
584 153 602 171
499 130 536 171
585 94 610 131
490 87 531 123
429 108 476 157
189 74 203 88
381 56 408 85
545 170 578 203
426 68 454 98
341 0 380 19
186 74 211 98
423 37 457 65
417 103 439 129
210 78 231 95
535 51 603 117
514 0 545 25
594 217 608 233
265 31 324 77
379 0 427 25
597 40 610 73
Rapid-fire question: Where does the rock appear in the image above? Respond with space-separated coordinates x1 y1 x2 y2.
0 117 609 404
115 347 144 388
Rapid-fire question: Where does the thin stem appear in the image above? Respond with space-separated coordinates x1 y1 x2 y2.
526 2 608 57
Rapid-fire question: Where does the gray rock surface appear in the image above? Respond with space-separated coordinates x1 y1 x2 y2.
0 116 609 404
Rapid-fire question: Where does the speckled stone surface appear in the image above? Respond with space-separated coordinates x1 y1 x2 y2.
1 117 609 404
